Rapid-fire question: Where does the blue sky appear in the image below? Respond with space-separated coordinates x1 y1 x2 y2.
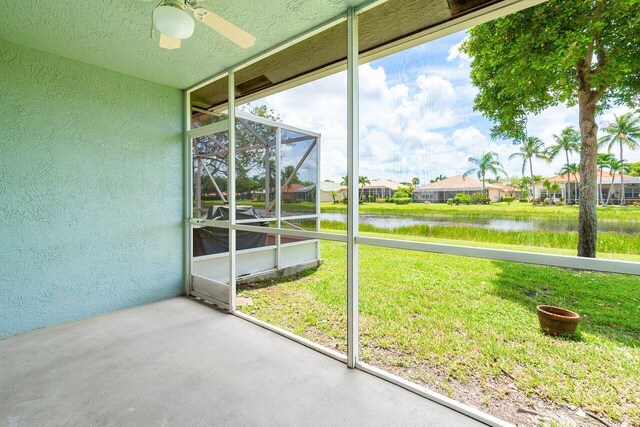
246 30 638 184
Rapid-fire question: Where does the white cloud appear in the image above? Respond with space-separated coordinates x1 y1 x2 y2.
446 37 470 63
245 35 640 184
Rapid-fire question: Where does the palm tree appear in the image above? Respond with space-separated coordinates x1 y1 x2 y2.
605 158 629 206
340 176 348 186
542 180 562 203
517 176 532 199
597 153 614 205
546 127 581 167
330 191 338 203
558 163 579 204
463 152 506 190
509 137 546 200
358 175 371 201
412 177 420 186
430 174 447 183
600 112 640 205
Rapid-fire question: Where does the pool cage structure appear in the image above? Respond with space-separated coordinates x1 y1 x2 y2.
189 110 321 308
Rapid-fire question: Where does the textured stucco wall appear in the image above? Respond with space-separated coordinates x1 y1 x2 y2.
0 39 184 337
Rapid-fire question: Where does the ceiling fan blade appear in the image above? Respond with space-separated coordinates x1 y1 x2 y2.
159 33 181 50
193 8 256 49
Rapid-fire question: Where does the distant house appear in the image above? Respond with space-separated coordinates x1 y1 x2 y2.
281 183 311 202
360 179 407 201
413 175 521 203
534 172 640 204
320 181 347 202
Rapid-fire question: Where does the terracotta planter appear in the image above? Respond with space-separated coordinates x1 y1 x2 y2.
536 305 580 336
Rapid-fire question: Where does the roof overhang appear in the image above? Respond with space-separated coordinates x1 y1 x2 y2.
190 0 546 111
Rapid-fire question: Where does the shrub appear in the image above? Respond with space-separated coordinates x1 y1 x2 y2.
389 197 411 205
472 192 490 204
633 201 639 207
393 188 412 199
392 197 411 205
453 193 473 205
501 196 515 204
555 200 565 206
376 197 388 203
519 199 528 203
341 196 348 204
446 198 454 205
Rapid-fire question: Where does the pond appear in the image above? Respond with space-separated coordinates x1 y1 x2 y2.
319 213 640 234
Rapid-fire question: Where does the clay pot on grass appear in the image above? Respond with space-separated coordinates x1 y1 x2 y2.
536 305 580 336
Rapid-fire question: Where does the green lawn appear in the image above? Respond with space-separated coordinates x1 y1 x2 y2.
321 201 640 222
239 241 640 425
202 199 640 222
322 220 640 256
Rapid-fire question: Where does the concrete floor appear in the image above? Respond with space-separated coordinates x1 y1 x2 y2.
0 297 482 426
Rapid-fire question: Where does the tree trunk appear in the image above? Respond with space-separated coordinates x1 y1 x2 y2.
598 169 603 205
577 95 598 257
565 150 572 203
620 142 625 205
529 160 535 200
606 172 615 205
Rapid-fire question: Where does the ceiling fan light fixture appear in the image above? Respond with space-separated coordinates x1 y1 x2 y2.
153 4 195 40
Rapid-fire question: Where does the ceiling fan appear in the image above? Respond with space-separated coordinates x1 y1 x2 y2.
146 0 256 50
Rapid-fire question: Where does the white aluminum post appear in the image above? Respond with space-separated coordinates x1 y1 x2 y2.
346 7 359 369
228 72 237 311
315 135 321 259
275 126 282 269
184 90 193 295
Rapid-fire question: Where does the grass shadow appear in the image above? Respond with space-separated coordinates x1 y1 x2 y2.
490 260 640 347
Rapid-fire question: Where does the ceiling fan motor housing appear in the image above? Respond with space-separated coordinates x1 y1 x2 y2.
153 0 195 40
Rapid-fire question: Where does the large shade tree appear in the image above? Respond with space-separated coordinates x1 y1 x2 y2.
461 0 640 257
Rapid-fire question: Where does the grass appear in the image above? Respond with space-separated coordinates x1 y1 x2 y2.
239 241 640 425
321 201 640 222
203 199 640 222
320 220 640 256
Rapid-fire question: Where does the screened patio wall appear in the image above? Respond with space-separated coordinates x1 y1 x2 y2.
185 2 639 426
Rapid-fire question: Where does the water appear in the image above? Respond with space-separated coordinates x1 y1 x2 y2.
319 213 640 234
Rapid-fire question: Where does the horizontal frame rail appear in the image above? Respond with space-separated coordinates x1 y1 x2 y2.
356 362 512 427
233 311 347 363
189 219 638 275
356 236 640 276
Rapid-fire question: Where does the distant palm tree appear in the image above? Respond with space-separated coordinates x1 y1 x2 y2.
412 177 420 186
597 153 614 205
600 112 640 205
558 163 580 204
543 180 562 203
340 176 348 186
463 152 506 190
509 137 546 200
358 175 371 189
430 174 447 183
546 127 581 167
358 176 371 201
605 158 629 206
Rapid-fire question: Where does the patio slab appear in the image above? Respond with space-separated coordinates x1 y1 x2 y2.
0 297 482 426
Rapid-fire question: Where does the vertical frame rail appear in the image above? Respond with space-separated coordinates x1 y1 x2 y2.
228 71 237 311
275 127 282 269
346 7 359 369
183 90 193 295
